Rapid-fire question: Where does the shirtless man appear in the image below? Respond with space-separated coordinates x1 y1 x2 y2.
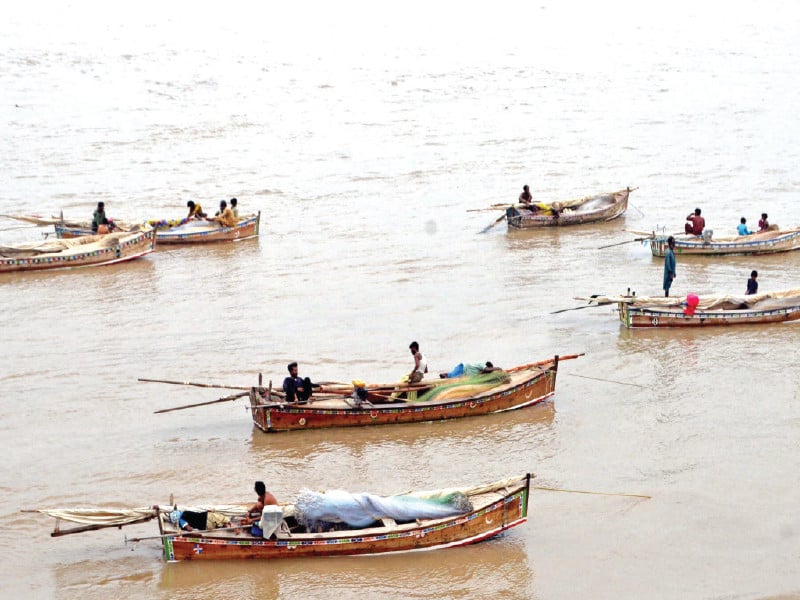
518 185 533 205
241 481 279 526
684 208 705 235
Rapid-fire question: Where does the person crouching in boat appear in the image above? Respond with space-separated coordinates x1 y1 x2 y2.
91 202 116 234
169 508 230 532
209 199 237 227
186 200 207 219
240 480 280 536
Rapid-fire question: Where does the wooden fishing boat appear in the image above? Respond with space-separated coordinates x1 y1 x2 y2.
648 228 800 257
53 213 261 244
248 355 577 432
0 227 156 273
153 212 260 244
581 288 800 328
33 474 532 561
505 188 632 229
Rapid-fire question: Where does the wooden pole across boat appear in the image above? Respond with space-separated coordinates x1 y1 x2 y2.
138 378 249 391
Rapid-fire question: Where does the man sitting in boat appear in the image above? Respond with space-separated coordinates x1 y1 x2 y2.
758 213 770 232
283 362 317 404
209 200 237 228
186 200 207 219
91 202 116 234
240 481 280 536
230 197 239 218
684 208 705 235
518 185 533 205
737 217 753 235
169 508 230 532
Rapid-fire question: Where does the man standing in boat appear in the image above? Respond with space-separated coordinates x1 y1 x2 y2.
684 208 705 235
408 341 428 383
283 362 316 404
663 236 677 297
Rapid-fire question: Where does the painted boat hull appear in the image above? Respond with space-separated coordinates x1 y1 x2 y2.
156 213 260 244
249 358 561 432
161 475 530 561
0 228 156 273
649 229 800 256
618 302 800 328
506 188 630 229
55 213 261 245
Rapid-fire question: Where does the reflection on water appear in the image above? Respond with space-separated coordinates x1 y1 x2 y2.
156 533 533 600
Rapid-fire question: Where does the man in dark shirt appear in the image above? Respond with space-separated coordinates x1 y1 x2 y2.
282 362 317 404
746 270 758 295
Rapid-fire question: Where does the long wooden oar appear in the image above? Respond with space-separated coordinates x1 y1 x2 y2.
597 237 648 249
153 391 249 414
466 204 508 213
480 210 508 233
533 486 650 499
550 296 609 314
550 304 607 315
138 377 248 391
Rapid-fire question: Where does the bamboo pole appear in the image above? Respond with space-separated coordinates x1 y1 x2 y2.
153 391 250 414
533 486 650 499
138 378 248 391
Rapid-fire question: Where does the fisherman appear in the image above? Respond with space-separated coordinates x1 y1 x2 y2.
663 236 677 297
186 200 207 219
240 481 280 535
407 341 428 383
746 270 758 295
737 217 753 236
518 185 533 205
684 208 705 235
169 508 230 532
91 202 114 234
230 198 239 218
209 200 237 228
758 213 770 232
439 361 501 378
282 362 317 404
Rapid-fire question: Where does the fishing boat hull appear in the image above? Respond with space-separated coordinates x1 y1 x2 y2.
161 475 530 561
249 357 564 432
618 302 800 328
506 188 630 229
55 213 261 244
649 229 800 256
156 213 260 244
0 228 156 273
